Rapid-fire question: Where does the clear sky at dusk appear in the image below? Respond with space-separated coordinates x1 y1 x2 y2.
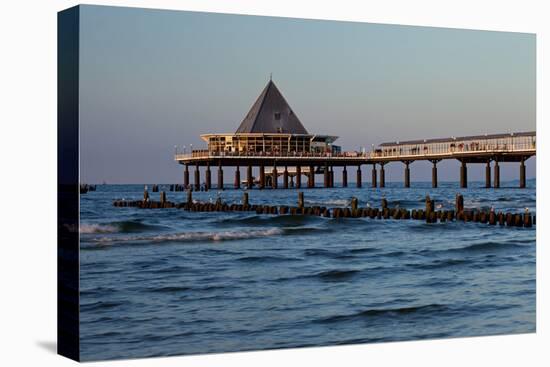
78 5 536 184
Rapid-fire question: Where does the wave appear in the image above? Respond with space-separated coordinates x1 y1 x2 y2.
85 228 284 245
305 199 350 206
409 258 469 270
317 304 447 324
236 255 302 264
219 214 323 227
80 220 168 234
317 269 360 281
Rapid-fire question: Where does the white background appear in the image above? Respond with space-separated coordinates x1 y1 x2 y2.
0 0 547 366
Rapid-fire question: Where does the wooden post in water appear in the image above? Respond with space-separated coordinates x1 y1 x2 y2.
272 166 278 189
243 192 249 207
283 166 289 189
372 164 377 188
485 161 491 188
381 198 388 210
296 166 302 189
184 164 189 189
351 197 358 212
194 163 200 191
234 166 240 189
357 165 362 188
455 194 464 214
460 160 467 188
259 165 265 189
494 159 500 188
404 161 411 188
143 186 149 202
217 162 224 190
380 163 385 188
520 158 526 188
298 192 304 209
187 189 192 206
160 191 166 204
247 164 253 189
342 166 348 187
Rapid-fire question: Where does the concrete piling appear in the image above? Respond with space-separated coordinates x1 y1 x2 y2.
404 161 410 188
259 165 265 189
431 161 438 188
296 166 301 189
235 166 240 189
205 163 212 190
283 166 289 189
372 164 377 188
272 166 278 189
247 165 253 189
357 166 362 188
520 158 526 189
380 163 385 188
462 164 469 190
184 164 189 189
194 164 200 191
324 163 329 188
309 165 315 188
485 161 491 189
217 163 224 190
494 160 500 188
342 166 348 187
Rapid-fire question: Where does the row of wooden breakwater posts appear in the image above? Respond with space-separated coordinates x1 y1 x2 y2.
112 190 535 228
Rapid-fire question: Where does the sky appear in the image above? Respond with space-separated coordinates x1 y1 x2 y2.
78 5 536 184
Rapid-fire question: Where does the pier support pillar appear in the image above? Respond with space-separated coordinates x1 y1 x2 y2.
357 166 362 188
324 163 329 188
308 165 315 188
404 162 410 188
431 161 438 188
460 160 467 188
205 163 211 191
272 166 278 189
520 158 526 188
283 166 289 189
184 164 189 188
234 166 240 189
259 165 265 189
380 164 385 188
342 166 348 187
194 164 200 191
247 165 253 189
217 163 224 190
372 164 377 188
494 160 500 188
330 167 334 188
485 161 491 188
296 166 301 189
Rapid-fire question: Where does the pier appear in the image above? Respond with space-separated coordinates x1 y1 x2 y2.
174 80 535 189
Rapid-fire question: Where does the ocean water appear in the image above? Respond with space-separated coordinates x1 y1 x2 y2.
79 180 536 361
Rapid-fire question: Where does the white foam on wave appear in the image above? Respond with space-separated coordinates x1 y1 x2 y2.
91 228 284 244
80 223 119 234
306 199 350 206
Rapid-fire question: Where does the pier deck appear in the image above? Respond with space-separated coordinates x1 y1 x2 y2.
175 131 535 189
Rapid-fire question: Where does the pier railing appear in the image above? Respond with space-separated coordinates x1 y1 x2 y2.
175 142 535 161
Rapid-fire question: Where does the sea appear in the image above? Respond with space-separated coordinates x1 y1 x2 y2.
79 180 536 361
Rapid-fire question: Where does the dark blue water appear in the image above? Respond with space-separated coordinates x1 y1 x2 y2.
79 180 536 361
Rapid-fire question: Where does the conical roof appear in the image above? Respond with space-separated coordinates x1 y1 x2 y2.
236 80 308 134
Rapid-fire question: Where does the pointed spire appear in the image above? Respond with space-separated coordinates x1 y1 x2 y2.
236 80 308 134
